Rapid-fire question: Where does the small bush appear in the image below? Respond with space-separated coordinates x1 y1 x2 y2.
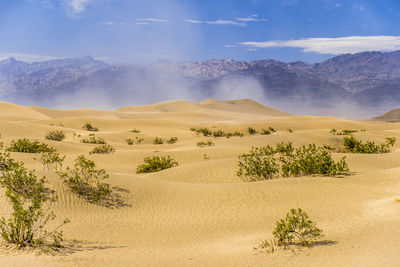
212 130 226 138
233 131 244 137
34 151 65 171
166 137 178 144
203 154 210 160
261 129 271 135
0 154 69 249
125 138 134 145
135 137 144 144
237 142 349 181
45 130 66 142
331 129 358 136
80 136 106 144
57 155 112 204
83 123 99 132
269 126 276 132
273 208 322 247
288 129 293 133
136 156 178 173
342 136 395 153
130 129 140 133
153 137 164 145
89 144 115 155
193 128 212 137
248 127 257 135
7 139 55 153
197 140 215 147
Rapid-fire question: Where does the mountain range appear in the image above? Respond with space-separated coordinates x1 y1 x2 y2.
1 51 400 117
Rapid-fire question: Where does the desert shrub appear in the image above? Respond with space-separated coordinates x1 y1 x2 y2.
203 154 210 160
7 139 55 153
45 130 66 142
237 142 349 181
190 127 197 132
80 136 106 144
166 137 178 144
82 123 98 132
237 146 279 181
0 155 69 249
34 151 65 171
261 129 271 135
233 131 244 137
193 128 212 136
273 208 322 247
269 126 276 132
89 144 115 155
248 127 257 135
331 129 358 136
197 140 215 147
57 155 112 204
125 138 134 145
153 137 164 145
342 136 394 153
329 128 337 135
135 137 144 144
212 130 226 138
279 144 349 177
130 129 140 133
288 129 293 133
136 156 178 173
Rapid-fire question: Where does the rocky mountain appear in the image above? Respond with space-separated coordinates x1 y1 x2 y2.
1 51 400 116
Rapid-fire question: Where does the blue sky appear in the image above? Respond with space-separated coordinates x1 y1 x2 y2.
1 0 400 64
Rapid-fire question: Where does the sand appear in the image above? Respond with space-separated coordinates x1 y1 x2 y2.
0 99 399 266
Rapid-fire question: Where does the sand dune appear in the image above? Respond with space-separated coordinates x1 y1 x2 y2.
373 107 400 122
0 99 399 266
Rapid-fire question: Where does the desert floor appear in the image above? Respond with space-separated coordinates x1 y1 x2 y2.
0 99 399 267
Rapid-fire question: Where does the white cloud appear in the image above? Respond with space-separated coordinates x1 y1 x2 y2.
236 14 267 22
136 18 169 23
225 44 237 48
66 0 91 13
100 21 115 25
353 5 365 11
240 36 400 55
0 53 58 63
186 19 245 26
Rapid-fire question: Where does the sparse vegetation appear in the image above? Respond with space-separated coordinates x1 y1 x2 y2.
136 156 178 173
261 129 271 135
34 151 65 171
273 208 322 247
130 129 140 133
57 155 112 204
45 130 66 142
89 144 115 155
288 128 293 133
80 136 106 144
248 127 257 135
135 137 144 144
153 137 164 145
197 140 215 147
330 128 358 135
166 137 178 144
342 136 396 154
7 138 55 153
82 122 99 132
237 142 349 182
194 128 212 137
125 138 134 145
125 137 144 145
0 153 69 249
212 130 226 138
203 154 210 160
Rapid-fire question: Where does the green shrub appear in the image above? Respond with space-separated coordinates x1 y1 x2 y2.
237 142 349 181
237 146 279 181
288 129 293 133
197 140 215 147
45 130 66 142
135 137 144 144
194 128 212 136
125 138 134 145
233 131 244 137
34 151 65 171
57 155 112 204
80 136 106 144
136 156 178 173
166 137 178 144
212 130 226 138
82 122 99 132
0 154 69 249
273 208 322 247
130 129 140 133
261 129 271 135
342 136 394 153
269 126 276 132
331 129 358 136
153 137 164 145
7 139 55 153
89 144 115 155
248 127 257 135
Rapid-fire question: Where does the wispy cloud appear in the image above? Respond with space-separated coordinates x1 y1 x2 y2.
236 14 267 22
353 5 365 11
0 53 58 63
136 18 169 23
225 44 237 48
66 0 91 14
240 36 400 55
99 21 126 26
186 19 245 26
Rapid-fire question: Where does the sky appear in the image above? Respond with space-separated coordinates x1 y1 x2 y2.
1 0 400 64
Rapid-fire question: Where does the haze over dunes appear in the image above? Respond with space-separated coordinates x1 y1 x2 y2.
0 99 399 266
